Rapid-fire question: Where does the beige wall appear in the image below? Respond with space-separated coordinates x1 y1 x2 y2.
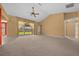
34 22 41 35
7 16 18 36
40 13 64 36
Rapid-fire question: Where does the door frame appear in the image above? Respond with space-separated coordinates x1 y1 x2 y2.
2 21 7 45
64 17 78 41
0 8 2 47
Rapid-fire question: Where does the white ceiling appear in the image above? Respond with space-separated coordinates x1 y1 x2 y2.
2 3 79 22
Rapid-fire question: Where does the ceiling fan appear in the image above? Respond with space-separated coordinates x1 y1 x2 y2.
31 7 39 17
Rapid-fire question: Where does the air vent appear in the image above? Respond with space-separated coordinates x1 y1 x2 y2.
66 3 74 8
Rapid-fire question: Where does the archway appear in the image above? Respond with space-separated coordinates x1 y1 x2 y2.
18 21 34 35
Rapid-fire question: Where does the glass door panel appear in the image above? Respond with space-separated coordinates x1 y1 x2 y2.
2 22 7 45
18 21 33 35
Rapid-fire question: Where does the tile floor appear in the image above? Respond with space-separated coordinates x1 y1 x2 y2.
0 35 79 56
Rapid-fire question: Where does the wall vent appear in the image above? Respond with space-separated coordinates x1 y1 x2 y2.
66 3 74 8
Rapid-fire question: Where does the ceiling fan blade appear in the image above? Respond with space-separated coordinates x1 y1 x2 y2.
32 7 35 12
34 14 36 17
35 13 39 15
32 7 34 9
38 3 42 6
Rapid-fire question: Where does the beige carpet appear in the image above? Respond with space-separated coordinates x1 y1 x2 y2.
0 35 79 56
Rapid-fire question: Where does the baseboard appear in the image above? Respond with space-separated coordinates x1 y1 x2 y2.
65 35 74 40
7 35 18 38
42 34 65 38
65 35 79 43
65 36 71 40
7 36 18 42
49 35 65 38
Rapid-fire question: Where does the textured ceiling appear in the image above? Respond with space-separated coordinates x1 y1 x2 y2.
2 3 79 22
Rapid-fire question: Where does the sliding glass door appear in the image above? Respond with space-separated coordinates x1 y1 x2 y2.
65 17 78 41
18 21 33 35
2 22 7 45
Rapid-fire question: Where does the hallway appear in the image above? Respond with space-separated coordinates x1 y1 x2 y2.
0 35 79 56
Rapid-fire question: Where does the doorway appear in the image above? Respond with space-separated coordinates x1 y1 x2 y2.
2 20 7 45
75 22 78 41
18 21 34 35
64 17 78 41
